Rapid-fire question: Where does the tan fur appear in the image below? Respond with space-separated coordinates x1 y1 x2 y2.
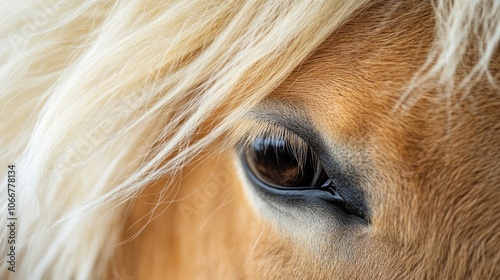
114 1 499 279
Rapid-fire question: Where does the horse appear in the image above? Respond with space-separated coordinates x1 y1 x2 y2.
0 0 498 279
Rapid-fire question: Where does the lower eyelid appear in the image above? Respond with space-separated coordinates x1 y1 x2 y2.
241 157 369 223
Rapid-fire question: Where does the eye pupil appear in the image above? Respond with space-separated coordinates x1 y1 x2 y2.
245 136 324 188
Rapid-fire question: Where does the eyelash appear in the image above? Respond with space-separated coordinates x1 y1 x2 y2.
239 122 310 167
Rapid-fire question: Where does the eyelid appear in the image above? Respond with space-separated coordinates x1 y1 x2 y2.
237 120 309 160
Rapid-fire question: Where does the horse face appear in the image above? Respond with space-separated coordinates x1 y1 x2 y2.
121 2 499 279
235 2 500 279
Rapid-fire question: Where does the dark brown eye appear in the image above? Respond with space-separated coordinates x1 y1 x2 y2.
241 131 369 222
244 136 329 188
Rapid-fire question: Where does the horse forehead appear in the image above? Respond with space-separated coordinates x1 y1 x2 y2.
266 2 435 135
267 0 499 141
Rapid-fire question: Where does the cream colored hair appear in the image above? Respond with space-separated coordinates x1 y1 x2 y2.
0 0 498 279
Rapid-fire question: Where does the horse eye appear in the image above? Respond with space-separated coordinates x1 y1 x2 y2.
244 136 329 188
242 133 369 222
